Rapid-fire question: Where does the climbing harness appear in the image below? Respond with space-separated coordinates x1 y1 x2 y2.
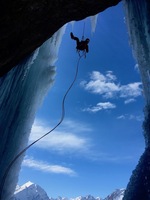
77 49 87 58
0 55 84 200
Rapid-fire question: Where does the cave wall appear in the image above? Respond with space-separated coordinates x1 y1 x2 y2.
0 0 121 77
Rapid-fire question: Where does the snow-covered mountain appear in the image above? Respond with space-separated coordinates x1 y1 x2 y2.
69 195 101 200
11 181 50 200
12 182 125 200
104 189 125 200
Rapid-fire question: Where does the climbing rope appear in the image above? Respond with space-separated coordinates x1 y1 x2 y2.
82 21 86 40
0 55 84 200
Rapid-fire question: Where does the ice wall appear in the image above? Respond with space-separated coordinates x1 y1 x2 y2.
123 0 150 199
0 26 66 200
124 0 150 106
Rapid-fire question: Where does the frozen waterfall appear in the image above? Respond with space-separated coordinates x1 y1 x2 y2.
124 0 150 106
123 0 150 199
0 26 66 200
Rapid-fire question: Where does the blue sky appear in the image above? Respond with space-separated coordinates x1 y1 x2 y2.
19 2 145 199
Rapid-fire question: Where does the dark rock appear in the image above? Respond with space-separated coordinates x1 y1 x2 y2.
0 0 121 77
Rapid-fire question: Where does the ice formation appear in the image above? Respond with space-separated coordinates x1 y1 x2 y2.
123 0 150 199
0 26 66 200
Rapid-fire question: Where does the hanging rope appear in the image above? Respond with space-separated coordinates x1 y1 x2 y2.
0 55 84 200
82 21 86 40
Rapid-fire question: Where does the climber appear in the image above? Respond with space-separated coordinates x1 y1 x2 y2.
70 32 90 56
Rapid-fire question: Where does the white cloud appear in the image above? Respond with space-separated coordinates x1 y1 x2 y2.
83 102 116 113
80 71 142 99
80 71 119 98
117 115 126 120
88 151 134 163
119 82 142 98
124 98 136 104
129 114 143 121
23 157 76 176
29 119 92 154
62 119 92 132
117 114 143 121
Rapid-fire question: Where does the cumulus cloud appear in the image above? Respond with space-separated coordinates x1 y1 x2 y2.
23 157 76 176
29 119 92 154
119 82 142 98
80 71 142 100
83 102 116 113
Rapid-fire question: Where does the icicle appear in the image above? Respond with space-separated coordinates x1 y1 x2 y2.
90 14 98 34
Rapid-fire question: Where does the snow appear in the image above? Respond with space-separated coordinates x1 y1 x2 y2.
104 189 124 200
14 181 33 194
0 25 66 200
12 182 124 200
11 181 49 200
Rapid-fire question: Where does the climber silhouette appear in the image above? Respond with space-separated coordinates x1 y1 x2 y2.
70 32 90 56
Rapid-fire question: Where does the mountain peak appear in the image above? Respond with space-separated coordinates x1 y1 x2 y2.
12 181 49 200
104 189 125 200
12 182 125 200
14 181 34 194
